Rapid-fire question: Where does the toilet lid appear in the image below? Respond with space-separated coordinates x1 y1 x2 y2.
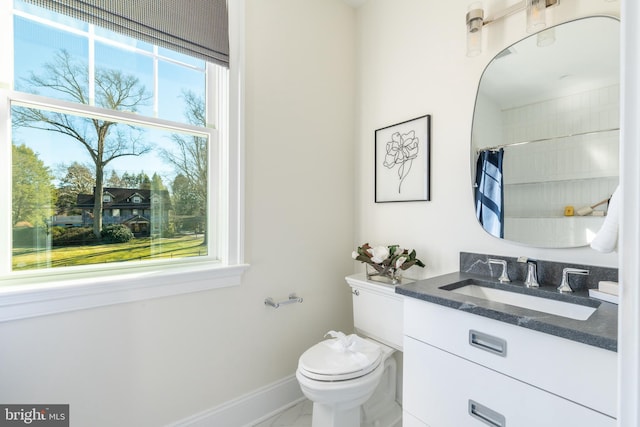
298 336 382 381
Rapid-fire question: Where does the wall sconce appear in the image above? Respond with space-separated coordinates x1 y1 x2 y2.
466 2 484 57
466 0 559 56
526 0 546 32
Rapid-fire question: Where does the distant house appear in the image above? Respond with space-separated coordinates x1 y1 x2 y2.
76 187 172 237
50 215 83 227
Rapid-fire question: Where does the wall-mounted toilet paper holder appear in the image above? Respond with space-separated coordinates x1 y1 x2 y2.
264 294 303 309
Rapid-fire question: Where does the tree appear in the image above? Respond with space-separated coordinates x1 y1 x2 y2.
161 90 207 240
151 173 166 191
171 174 201 232
118 171 151 189
105 170 123 188
13 49 152 237
136 172 151 190
12 144 56 226
56 162 94 214
149 173 171 236
120 172 137 189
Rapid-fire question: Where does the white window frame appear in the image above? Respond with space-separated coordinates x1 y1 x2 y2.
0 0 246 321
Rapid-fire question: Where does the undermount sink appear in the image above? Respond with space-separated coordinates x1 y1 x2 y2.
443 281 598 321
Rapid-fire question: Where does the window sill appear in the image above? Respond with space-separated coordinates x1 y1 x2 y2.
0 262 250 322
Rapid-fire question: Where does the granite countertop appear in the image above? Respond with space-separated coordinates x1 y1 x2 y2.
396 271 618 352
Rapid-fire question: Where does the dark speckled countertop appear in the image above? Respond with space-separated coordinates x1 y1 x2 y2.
396 271 618 352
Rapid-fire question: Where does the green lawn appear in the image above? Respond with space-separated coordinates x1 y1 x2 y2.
12 235 206 270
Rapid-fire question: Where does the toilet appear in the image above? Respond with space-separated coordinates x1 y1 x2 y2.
296 274 403 427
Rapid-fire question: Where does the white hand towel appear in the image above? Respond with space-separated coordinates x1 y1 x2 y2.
590 186 620 253
323 330 380 367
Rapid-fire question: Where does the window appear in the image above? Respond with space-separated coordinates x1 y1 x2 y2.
0 1 245 319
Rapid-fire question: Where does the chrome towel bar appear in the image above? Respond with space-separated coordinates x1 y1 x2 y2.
264 294 303 308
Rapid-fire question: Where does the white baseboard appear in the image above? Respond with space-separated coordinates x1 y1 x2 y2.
167 374 304 427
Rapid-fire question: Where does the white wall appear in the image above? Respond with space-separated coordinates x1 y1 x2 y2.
0 1 357 425
354 0 620 279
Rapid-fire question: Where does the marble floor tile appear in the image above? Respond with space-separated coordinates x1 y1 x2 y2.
252 399 402 427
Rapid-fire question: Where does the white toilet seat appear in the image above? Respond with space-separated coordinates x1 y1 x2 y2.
298 336 383 382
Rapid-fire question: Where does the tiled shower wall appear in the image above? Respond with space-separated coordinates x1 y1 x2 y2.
502 85 619 246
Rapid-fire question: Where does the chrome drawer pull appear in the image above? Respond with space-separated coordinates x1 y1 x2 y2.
469 400 506 427
469 330 507 357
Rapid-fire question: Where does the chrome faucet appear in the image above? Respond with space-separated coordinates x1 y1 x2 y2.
488 258 510 283
557 268 589 293
524 260 540 288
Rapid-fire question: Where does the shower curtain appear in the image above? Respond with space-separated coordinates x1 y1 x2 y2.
474 149 504 238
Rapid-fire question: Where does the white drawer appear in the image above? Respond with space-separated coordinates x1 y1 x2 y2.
404 297 617 417
403 336 616 427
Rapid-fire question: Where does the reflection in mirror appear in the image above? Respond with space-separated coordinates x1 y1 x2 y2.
471 16 620 248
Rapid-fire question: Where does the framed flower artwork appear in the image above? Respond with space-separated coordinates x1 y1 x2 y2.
374 114 431 202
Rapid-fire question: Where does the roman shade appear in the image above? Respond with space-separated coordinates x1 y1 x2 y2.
23 0 229 67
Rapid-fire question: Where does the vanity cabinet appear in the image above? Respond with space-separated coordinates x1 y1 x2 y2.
403 297 617 426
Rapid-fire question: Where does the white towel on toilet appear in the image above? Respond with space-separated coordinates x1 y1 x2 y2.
591 186 620 253
323 330 380 368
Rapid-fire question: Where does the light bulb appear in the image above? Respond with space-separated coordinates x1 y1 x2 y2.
526 0 546 33
466 2 484 57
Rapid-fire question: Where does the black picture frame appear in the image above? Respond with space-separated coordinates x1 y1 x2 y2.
375 114 431 202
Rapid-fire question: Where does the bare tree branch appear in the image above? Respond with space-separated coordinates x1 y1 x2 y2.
14 49 152 237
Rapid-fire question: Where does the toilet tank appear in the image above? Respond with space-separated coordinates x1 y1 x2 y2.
346 274 404 351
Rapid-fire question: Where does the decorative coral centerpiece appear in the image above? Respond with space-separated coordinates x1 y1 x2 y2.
352 243 425 285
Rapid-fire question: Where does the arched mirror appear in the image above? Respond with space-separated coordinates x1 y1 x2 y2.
471 16 620 248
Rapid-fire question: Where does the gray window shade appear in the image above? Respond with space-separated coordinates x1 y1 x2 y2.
24 0 229 67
